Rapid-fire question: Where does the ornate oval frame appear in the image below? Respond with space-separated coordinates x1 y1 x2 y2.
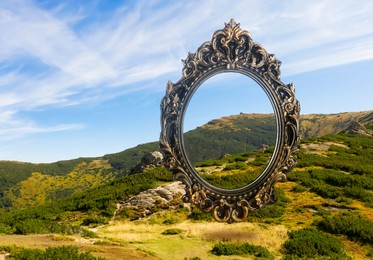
160 20 300 223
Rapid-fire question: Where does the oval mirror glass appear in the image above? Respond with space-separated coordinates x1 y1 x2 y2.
183 72 276 189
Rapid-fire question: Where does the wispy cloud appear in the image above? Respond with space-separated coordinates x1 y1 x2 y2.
0 110 84 141
0 0 372 142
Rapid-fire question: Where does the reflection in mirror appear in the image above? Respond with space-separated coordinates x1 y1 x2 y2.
183 73 276 189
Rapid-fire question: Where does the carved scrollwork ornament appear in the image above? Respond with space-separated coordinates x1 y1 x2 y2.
160 19 300 223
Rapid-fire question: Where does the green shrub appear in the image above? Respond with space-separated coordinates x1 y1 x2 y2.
283 228 348 259
188 206 213 221
13 218 82 235
310 184 343 199
161 228 183 235
162 218 180 225
251 204 285 219
335 196 353 205
250 188 290 220
81 228 98 238
0 223 15 234
14 219 51 234
116 206 143 221
291 184 307 193
194 159 224 167
211 242 273 258
11 245 105 260
0 245 18 254
82 216 108 226
12 248 44 259
367 247 373 258
317 213 373 245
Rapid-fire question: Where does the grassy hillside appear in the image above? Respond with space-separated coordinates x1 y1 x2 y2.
301 110 373 137
0 157 96 188
0 132 373 259
102 141 158 170
185 110 373 163
0 143 158 211
184 113 276 164
0 110 371 212
4 160 120 210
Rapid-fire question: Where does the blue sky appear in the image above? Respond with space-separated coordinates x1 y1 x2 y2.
0 0 372 163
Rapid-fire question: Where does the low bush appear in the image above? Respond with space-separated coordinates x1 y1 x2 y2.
251 204 285 219
283 228 348 259
250 188 290 220
188 206 213 222
10 245 105 260
13 219 81 235
116 206 143 221
211 242 273 259
194 159 224 167
0 245 18 254
317 213 373 245
366 247 373 258
0 223 14 234
81 228 98 238
82 216 108 226
291 184 307 193
223 161 248 171
161 228 183 235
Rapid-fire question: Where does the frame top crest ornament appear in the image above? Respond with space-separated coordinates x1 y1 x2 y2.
160 19 300 223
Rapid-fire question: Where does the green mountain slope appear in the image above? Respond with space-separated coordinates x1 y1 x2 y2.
184 110 373 163
0 110 372 212
184 113 277 163
4 160 118 210
301 110 373 137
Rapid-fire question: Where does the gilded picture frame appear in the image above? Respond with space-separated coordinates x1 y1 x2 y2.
160 19 300 223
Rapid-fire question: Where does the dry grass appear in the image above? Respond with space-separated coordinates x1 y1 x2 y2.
277 181 328 227
96 220 288 259
350 200 373 221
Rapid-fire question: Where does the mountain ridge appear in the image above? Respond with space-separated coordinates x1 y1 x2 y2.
0 110 372 211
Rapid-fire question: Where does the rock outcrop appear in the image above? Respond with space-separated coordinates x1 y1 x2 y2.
128 151 164 174
113 181 185 220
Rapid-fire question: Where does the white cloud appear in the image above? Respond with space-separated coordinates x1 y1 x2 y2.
0 0 372 142
0 110 84 141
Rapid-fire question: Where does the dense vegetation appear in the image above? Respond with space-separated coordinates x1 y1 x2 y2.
195 149 272 189
0 158 95 191
317 213 373 245
0 245 105 260
288 133 373 208
0 142 158 212
211 242 273 258
282 228 348 259
0 167 172 235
